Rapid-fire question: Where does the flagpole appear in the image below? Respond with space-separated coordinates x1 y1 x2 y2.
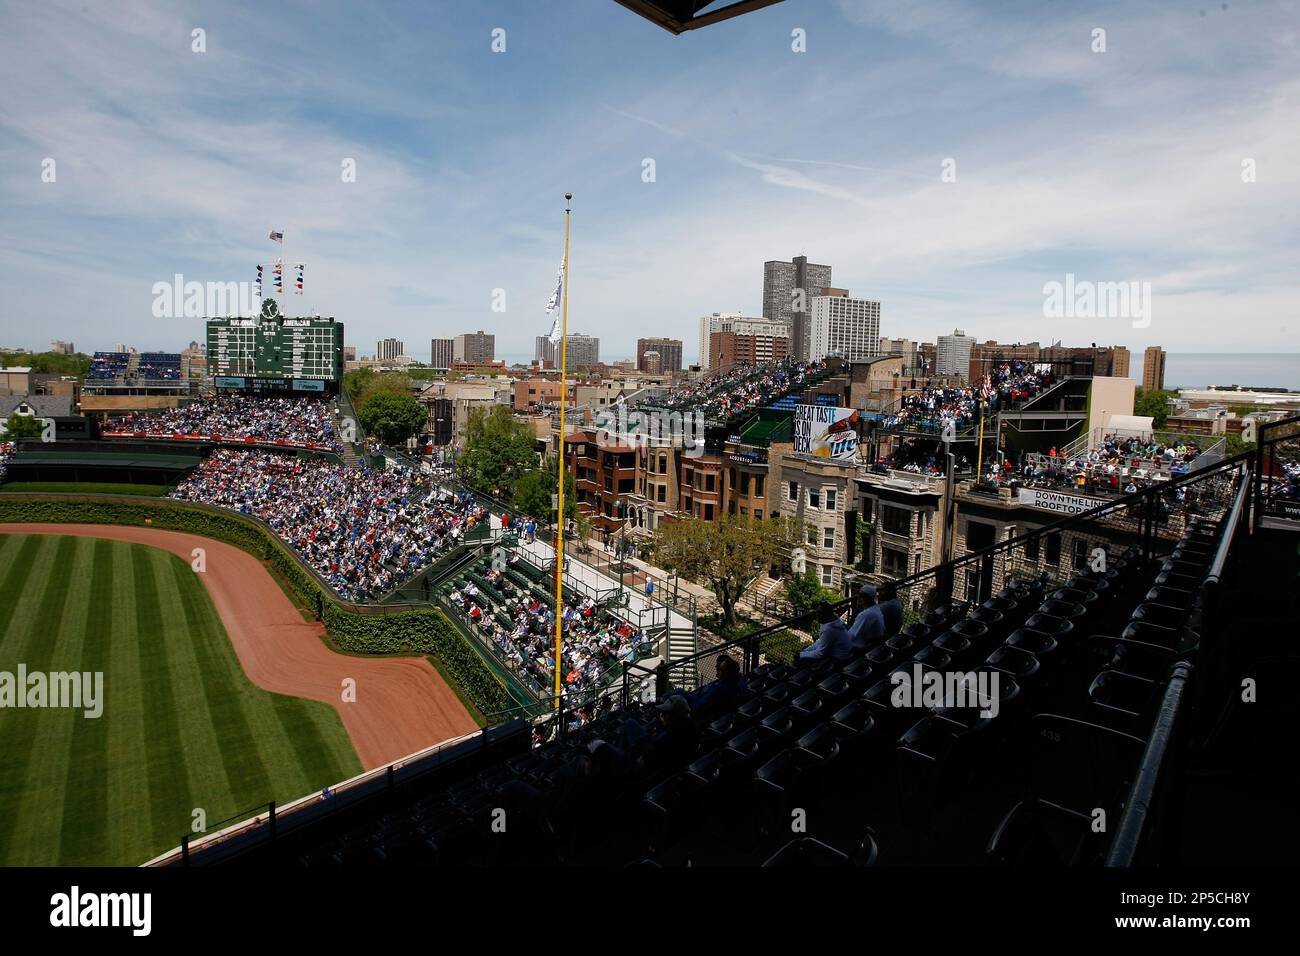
553 192 572 715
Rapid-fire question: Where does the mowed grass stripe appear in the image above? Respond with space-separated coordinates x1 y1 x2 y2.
0 536 81 865
103 544 151 864
0 535 46 646
163 556 264 828
132 546 195 854
56 538 117 865
7 538 97 865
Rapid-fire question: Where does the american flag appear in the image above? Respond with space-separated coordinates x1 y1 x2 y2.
268 229 284 243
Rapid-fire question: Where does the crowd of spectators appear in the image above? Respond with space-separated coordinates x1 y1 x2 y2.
0 441 13 481
169 448 487 601
107 395 343 451
884 361 1054 435
450 571 648 696
649 359 827 423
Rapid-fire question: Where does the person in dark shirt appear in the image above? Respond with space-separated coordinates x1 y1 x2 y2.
686 654 748 722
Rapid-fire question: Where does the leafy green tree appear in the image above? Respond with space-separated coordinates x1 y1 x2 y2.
2 352 91 377
510 463 576 521
2 413 45 439
652 514 803 628
342 367 376 402
784 568 841 618
1134 388 1177 429
1224 434 1256 458
455 405 537 497
357 391 426 445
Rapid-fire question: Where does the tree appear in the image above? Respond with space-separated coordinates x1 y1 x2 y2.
342 367 376 402
510 462 576 521
785 568 837 618
356 372 414 411
357 391 426 445
2 413 45 440
1134 388 1177 429
455 405 537 497
651 514 803 628
2 352 91 377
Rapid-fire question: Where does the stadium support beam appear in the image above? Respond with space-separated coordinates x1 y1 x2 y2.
613 0 785 35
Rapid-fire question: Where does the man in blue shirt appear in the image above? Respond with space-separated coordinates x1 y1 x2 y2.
796 602 855 663
877 582 905 638
848 584 885 651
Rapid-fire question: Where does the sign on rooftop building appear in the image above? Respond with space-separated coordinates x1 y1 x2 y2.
793 404 859 460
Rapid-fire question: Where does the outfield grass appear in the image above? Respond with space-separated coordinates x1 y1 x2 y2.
0 482 173 497
0 533 362 866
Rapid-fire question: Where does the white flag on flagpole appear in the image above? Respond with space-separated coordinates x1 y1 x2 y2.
545 257 565 345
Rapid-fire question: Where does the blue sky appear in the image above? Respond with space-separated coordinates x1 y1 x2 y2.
1 0 1297 363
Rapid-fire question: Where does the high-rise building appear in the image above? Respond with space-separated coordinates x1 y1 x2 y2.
376 338 404 361
565 333 600 369
1143 346 1167 391
637 337 682 373
50 340 75 355
879 337 921 371
936 329 976 378
342 345 357 363
453 331 495 365
430 338 454 370
808 295 881 362
763 256 833 361
535 335 555 367
698 312 790 366
535 333 599 368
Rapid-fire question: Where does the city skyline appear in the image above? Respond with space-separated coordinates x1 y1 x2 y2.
2 1 1298 361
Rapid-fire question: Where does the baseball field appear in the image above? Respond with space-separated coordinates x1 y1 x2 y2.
0 532 363 866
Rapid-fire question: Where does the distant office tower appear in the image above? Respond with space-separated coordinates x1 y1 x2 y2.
565 333 600 369
709 331 788 369
763 256 833 361
343 345 357 363
430 338 454 370
453 331 495 365
536 333 598 368
637 337 682 373
879 337 921 371
50 340 75 355
1143 346 1167 391
535 335 555 366
936 329 976 378
808 295 881 362
377 338 404 361
698 312 790 366
641 350 663 374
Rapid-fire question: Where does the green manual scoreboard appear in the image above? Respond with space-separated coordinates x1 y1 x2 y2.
206 299 343 393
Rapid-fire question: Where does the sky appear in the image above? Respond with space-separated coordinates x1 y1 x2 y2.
0 0 1297 365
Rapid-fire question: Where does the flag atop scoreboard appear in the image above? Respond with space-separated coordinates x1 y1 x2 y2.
792 404 860 461
206 298 343 393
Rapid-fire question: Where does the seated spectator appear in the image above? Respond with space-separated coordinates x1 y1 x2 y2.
685 654 748 722
848 584 885 651
877 582 904 637
796 601 854 664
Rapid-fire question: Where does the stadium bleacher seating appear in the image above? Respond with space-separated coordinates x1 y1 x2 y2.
87 351 130 381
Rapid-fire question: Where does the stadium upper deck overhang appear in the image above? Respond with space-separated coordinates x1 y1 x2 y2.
613 0 785 34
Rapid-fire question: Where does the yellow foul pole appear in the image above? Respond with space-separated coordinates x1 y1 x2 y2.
553 193 572 712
